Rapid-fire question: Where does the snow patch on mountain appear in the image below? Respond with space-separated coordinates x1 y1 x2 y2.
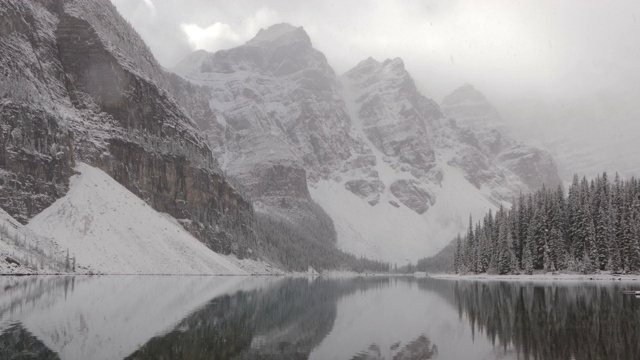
310 162 498 264
27 163 268 275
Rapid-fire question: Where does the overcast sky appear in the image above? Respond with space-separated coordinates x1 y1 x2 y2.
111 0 640 102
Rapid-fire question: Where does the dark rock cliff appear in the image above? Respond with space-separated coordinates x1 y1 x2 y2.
0 0 256 256
0 0 75 223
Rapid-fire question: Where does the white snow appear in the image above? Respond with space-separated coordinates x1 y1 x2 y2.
311 163 497 265
26 163 266 275
0 207 70 274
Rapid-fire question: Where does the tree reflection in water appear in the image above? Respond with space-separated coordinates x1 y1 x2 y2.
440 280 640 360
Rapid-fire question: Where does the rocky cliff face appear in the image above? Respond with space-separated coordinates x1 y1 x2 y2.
0 0 255 256
441 84 562 191
171 23 367 248
172 24 562 264
0 1 76 223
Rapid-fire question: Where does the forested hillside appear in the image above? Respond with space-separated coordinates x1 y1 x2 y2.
453 173 640 274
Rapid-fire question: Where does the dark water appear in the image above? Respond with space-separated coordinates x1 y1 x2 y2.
1 276 639 359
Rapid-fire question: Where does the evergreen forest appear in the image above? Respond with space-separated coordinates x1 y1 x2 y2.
454 173 640 274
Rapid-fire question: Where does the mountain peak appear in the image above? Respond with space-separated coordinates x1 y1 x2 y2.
346 57 407 79
247 23 311 47
442 83 488 105
441 83 503 128
382 57 404 69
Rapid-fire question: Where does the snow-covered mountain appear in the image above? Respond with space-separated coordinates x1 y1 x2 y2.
0 1 562 269
172 24 561 264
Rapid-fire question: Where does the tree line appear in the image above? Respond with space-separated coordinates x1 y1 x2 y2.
255 200 390 273
454 172 640 274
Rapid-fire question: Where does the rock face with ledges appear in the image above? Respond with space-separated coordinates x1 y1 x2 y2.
171 23 368 245
344 58 442 181
0 0 256 256
0 1 75 223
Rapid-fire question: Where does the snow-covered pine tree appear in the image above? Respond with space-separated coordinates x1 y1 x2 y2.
454 234 462 274
497 216 512 275
476 222 487 273
464 216 476 273
627 194 640 271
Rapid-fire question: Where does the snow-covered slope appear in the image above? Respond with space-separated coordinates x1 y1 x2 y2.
311 164 496 263
27 163 256 275
0 208 74 274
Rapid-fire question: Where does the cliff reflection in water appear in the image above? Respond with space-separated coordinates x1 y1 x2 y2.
127 277 390 359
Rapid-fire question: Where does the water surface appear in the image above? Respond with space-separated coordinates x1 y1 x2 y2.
1 276 639 359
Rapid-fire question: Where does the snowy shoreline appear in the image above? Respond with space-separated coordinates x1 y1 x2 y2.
429 272 640 282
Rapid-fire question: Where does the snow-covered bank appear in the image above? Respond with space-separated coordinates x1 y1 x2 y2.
430 273 640 282
0 208 77 275
25 163 277 275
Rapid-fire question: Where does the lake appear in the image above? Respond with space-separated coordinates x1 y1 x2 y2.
1 276 639 359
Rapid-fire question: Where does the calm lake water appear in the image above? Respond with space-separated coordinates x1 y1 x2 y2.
1 276 639 359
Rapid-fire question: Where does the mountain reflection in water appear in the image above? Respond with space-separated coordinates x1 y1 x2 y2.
0 276 639 359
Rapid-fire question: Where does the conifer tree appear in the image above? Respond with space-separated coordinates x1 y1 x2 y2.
465 216 476 273
454 235 462 274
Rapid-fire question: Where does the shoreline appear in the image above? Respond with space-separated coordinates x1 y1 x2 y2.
429 272 640 282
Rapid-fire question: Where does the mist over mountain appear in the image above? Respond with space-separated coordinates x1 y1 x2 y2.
500 93 640 180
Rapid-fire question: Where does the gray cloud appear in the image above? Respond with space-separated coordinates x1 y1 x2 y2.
111 0 640 102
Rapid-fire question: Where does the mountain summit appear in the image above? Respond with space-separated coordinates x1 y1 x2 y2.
441 83 503 127
247 23 311 47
